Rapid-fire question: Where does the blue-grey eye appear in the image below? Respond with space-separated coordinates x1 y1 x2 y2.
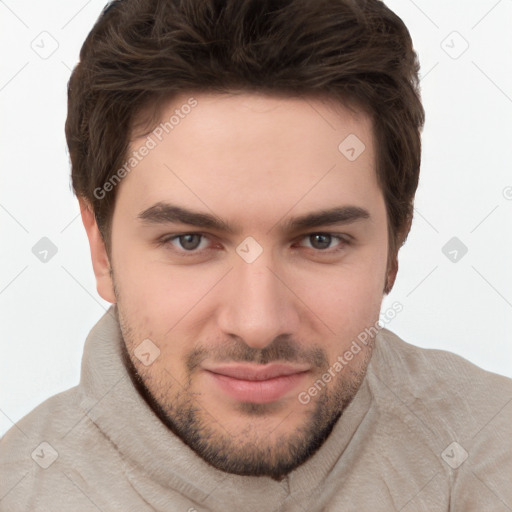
177 234 203 250
308 234 334 250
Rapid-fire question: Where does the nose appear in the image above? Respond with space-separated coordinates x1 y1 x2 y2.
216 254 300 350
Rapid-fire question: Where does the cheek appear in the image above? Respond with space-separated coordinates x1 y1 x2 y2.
113 245 218 334
319 273 381 324
295 254 387 343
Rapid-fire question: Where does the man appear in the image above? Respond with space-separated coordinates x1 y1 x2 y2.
1 0 510 510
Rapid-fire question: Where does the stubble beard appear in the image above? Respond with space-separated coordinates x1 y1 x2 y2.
114 293 374 480
131 376 347 480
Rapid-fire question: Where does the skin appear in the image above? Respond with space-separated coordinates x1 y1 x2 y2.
80 92 394 480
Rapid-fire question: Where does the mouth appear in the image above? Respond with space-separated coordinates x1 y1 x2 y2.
202 363 310 404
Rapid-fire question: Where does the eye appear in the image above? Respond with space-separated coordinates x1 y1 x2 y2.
157 232 351 257
296 233 349 252
163 233 211 252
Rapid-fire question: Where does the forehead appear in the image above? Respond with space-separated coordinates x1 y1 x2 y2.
117 92 381 223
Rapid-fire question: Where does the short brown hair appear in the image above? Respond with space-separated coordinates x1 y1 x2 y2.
66 0 425 279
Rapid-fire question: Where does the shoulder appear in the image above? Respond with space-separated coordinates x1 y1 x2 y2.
367 329 512 509
369 327 512 446
0 387 116 511
374 327 512 394
0 386 83 457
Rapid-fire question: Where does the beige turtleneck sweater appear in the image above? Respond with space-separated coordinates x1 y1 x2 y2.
1 305 510 511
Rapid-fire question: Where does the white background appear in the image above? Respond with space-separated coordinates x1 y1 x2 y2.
1 0 511 438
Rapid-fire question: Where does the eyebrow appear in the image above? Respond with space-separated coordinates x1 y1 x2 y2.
137 202 370 234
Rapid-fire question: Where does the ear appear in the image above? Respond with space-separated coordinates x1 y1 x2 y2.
384 217 411 295
384 255 398 295
78 197 116 304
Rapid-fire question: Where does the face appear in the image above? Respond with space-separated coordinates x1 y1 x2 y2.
85 92 391 480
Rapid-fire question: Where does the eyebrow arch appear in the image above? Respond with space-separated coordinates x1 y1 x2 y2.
138 203 236 233
137 202 370 235
277 205 370 233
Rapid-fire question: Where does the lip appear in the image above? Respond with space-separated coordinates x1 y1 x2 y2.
202 363 310 404
203 363 311 381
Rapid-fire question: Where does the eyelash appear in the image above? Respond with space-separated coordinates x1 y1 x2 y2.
157 232 351 257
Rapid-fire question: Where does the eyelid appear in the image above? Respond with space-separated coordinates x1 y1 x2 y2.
159 232 215 255
296 232 352 241
294 233 351 251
